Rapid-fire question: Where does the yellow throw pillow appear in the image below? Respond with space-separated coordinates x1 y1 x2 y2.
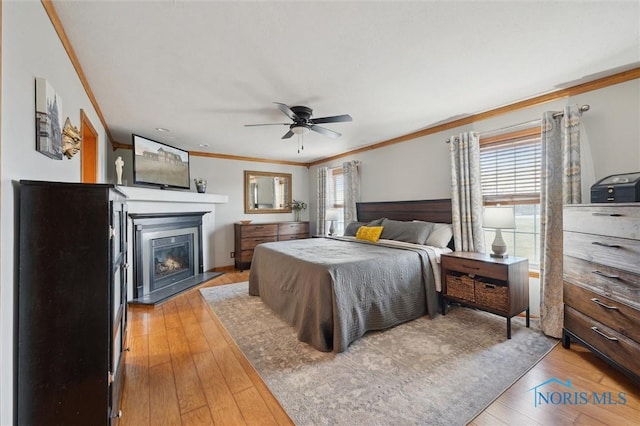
356 226 384 243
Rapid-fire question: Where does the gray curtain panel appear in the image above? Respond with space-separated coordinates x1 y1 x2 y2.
540 105 582 338
343 160 361 224
449 132 485 253
316 167 328 236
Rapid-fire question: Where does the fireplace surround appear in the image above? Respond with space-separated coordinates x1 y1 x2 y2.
130 212 219 305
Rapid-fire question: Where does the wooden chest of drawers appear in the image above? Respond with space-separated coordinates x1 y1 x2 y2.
562 204 640 383
234 221 309 271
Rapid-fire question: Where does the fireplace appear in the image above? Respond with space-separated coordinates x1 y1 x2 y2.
130 212 219 304
149 232 195 292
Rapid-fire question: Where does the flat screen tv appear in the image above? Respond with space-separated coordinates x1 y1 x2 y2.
132 134 190 190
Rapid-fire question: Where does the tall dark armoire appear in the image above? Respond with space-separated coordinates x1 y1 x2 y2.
17 181 129 425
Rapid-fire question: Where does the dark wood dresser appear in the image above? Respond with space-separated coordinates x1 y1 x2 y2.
234 221 309 271
562 203 640 383
17 181 129 424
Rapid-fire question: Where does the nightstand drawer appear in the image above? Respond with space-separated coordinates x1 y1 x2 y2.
563 281 640 342
441 256 508 281
564 306 640 377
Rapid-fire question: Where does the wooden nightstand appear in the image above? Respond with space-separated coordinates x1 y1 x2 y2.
441 252 530 339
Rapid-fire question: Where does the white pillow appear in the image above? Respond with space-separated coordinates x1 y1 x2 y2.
425 223 453 248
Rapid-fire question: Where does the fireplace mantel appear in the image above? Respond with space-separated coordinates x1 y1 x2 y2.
117 185 228 302
116 186 228 204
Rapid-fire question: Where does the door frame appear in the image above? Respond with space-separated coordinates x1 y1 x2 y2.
80 109 98 183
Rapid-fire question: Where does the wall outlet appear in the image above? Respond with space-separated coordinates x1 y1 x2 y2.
230 251 235 258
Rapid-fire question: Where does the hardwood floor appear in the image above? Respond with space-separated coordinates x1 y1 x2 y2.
121 271 639 425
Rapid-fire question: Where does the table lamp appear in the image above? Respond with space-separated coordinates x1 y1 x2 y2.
326 209 340 236
483 206 515 258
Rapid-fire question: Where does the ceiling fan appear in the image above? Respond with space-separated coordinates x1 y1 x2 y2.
245 102 353 140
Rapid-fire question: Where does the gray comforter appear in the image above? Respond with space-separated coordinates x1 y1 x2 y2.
248 237 440 353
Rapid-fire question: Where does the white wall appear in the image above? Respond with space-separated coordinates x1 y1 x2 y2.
1 3 110 424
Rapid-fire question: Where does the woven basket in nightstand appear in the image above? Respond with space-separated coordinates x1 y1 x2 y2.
446 273 475 302
475 279 509 312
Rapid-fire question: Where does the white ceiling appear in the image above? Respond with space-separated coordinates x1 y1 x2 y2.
52 1 640 164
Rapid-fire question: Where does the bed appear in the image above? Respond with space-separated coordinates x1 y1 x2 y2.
248 199 453 353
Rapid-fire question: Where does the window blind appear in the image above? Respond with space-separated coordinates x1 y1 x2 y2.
331 168 344 208
480 136 541 205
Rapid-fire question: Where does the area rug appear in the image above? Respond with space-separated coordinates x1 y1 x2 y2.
200 282 556 426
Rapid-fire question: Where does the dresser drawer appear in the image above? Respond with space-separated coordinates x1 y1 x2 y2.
240 224 278 238
564 231 640 275
239 250 255 263
564 306 640 377
241 236 277 250
564 205 640 239
278 222 309 236
564 281 640 342
441 256 508 281
563 255 640 310
278 232 308 241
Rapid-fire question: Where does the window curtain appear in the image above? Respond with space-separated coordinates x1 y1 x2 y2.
343 160 360 223
316 167 329 236
449 132 485 252
539 105 582 338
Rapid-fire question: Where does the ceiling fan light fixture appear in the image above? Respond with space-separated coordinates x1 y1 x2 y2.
291 125 310 135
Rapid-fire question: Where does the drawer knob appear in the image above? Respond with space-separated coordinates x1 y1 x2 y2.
590 326 619 341
590 298 619 310
591 212 623 217
592 270 620 280
591 241 622 249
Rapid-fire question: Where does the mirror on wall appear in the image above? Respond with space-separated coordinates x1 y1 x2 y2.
244 170 292 214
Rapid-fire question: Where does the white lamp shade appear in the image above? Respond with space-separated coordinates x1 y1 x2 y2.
326 209 340 221
483 206 515 229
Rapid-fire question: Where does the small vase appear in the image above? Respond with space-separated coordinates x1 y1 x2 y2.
294 210 301 222
194 179 207 193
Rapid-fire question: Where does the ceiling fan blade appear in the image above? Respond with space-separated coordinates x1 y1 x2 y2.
274 102 299 121
244 123 289 127
310 125 341 139
311 114 353 124
281 130 295 139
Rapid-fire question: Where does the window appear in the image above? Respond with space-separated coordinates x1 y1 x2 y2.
328 167 345 235
480 129 541 268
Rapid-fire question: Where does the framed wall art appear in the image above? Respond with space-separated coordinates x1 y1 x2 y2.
35 77 63 160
